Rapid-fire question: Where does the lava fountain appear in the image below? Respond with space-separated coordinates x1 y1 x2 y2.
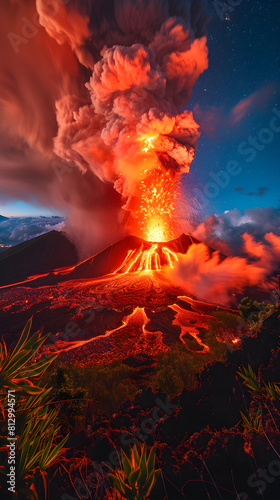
137 134 180 242
116 130 189 272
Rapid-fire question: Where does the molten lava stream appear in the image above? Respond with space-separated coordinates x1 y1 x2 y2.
116 244 179 273
125 245 160 273
169 304 210 352
41 307 166 359
101 307 167 355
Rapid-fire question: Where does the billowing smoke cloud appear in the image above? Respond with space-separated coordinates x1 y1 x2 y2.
47 0 209 237
0 0 209 253
166 232 280 305
166 208 280 304
0 0 130 254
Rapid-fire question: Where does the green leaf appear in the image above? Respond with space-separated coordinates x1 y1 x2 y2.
132 443 140 466
138 444 148 485
141 471 156 497
41 434 68 470
121 449 132 478
12 317 33 355
147 446 156 474
19 385 45 396
40 433 54 469
23 354 58 377
128 466 140 487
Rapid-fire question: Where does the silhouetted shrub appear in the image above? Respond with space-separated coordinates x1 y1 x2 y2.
151 337 228 396
238 296 279 331
53 361 138 418
208 310 242 340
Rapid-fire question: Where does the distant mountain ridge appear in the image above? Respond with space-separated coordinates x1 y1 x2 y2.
0 231 79 286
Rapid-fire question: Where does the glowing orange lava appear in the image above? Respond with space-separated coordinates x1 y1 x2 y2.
115 244 179 273
169 303 210 352
162 246 178 268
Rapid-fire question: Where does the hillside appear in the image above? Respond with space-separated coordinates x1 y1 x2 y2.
66 233 200 280
0 230 79 286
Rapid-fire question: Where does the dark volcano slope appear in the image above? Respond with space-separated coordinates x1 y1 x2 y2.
0 232 221 288
0 231 79 286
67 235 146 279
66 233 200 280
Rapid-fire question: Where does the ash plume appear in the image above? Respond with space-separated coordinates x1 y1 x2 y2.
0 0 209 252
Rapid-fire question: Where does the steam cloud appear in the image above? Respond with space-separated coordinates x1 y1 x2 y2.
166 232 280 305
0 0 209 253
165 209 280 304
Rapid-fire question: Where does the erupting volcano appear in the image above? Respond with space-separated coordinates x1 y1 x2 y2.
0 0 211 260
0 228 260 366
1 1 279 499
1 0 279 370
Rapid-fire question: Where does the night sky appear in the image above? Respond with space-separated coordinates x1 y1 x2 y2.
1 0 279 218
188 0 280 218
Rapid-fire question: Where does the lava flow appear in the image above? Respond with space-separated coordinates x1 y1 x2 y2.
115 243 179 273
0 230 246 366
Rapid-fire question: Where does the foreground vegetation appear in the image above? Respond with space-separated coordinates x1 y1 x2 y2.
1 296 280 499
0 318 67 499
0 319 161 500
